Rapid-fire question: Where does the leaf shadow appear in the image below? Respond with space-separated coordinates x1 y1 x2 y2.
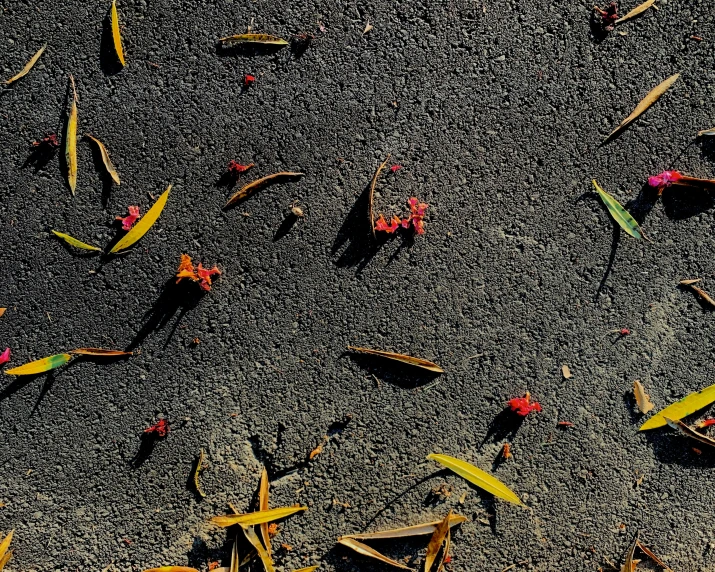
660 185 715 220
331 180 389 272
126 278 207 351
85 137 116 207
480 408 526 448
273 212 298 242
0 371 49 404
698 135 715 163
623 391 644 425
186 535 241 571
345 353 442 389
642 427 715 469
100 13 123 76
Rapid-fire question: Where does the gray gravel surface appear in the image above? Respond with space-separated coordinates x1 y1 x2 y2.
2 0 715 570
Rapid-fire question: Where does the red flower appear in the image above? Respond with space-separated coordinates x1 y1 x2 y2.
197 263 221 291
32 133 60 149
374 214 400 233
507 392 542 417
647 170 683 194
374 197 429 235
116 205 140 230
390 165 402 173
696 418 715 429
227 160 255 179
144 419 169 437
0 348 10 366
244 74 256 87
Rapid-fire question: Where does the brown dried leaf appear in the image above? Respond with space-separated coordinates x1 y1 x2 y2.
621 531 639 572
85 134 120 185
436 526 451 572
369 154 391 237
424 511 451 572
225 172 303 208
680 278 702 286
347 346 443 373
561 364 572 379
665 417 715 448
259 467 270 556
363 21 374 35
193 449 206 498
636 540 673 572
340 514 466 540
6 44 46 85
616 0 657 24
0 309 6 319
633 380 654 414
211 506 307 528
691 285 715 308
69 348 133 356
242 525 275 572
605 73 680 143
338 537 414 570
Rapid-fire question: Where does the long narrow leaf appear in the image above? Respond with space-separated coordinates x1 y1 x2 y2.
225 172 303 208
636 541 674 572
592 180 643 239
110 185 171 253
337 537 414 571
427 453 524 506
5 353 71 376
0 531 13 563
242 525 275 572
85 134 120 184
230 537 239 572
293 568 319 572
69 348 132 356
640 381 715 430
211 506 307 528
6 44 46 85
616 0 657 24
52 230 101 252
111 0 125 66
143 568 199 572
605 73 680 143
259 467 270 555
66 76 78 194
665 417 715 448
424 511 451 572
193 449 206 498
347 346 443 373
621 531 639 572
219 33 288 45
341 514 466 540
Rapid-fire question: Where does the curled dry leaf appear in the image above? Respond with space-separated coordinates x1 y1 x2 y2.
616 0 657 24
259 467 270 555
636 540 674 572
363 21 374 34
425 511 451 572
437 526 451 572
110 184 171 253
369 154 391 237
427 453 523 506
5 44 46 85
347 346 443 373
592 180 643 239
633 380 654 414
0 530 14 571
85 134 120 184
604 73 679 143
219 33 288 45
665 417 715 448
680 278 702 286
211 506 307 528
641 381 715 430
0 309 5 319
690 285 715 309
242 525 275 572
5 353 72 376
66 76 78 194
69 348 132 356
111 0 125 66
52 230 102 252
621 531 639 572
698 127 715 137
338 537 414 571
193 449 206 498
341 514 466 541
561 364 572 379
225 172 304 208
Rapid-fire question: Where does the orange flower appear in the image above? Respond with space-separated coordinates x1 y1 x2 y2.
176 254 198 283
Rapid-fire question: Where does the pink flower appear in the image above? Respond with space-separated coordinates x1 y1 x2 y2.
390 165 402 173
0 348 10 366
116 205 140 230
648 170 683 191
507 392 542 417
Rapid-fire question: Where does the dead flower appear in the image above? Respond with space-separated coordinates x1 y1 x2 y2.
175 254 222 291
374 197 429 235
594 2 618 31
507 391 542 417
115 205 140 230
144 419 169 438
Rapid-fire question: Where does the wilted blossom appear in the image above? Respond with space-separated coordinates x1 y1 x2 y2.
176 254 222 291
116 205 140 230
507 392 542 417
0 348 10 366
647 170 683 192
374 197 429 235
144 419 169 438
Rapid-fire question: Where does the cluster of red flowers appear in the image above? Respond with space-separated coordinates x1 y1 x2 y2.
115 205 140 230
144 419 169 438
374 197 429 235
594 2 618 30
507 392 542 417
176 254 222 291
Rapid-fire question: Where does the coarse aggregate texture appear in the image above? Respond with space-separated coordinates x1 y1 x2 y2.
1 0 715 570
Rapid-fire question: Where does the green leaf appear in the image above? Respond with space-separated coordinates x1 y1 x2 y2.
640 381 715 430
210 506 307 528
427 453 524 506
5 354 71 376
52 230 101 252
110 185 171 253
592 179 643 239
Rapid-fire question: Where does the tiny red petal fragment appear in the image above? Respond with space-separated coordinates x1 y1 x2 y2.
501 442 512 459
227 160 255 179
594 2 618 30
507 392 542 417
32 133 60 149
557 421 574 428
116 205 140 230
144 419 169 437
244 74 256 87
390 164 402 173
0 347 10 366
620 328 631 336
443 556 452 564
696 418 715 429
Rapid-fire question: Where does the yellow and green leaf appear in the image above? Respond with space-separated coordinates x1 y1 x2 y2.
66 76 78 194
427 453 524 506
52 230 101 252
592 180 642 239
641 382 715 430
110 185 171 253
5 354 71 376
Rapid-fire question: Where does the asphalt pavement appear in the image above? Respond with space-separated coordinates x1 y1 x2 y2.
2 0 715 570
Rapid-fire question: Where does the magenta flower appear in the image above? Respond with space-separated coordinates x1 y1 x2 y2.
0 348 10 366
116 205 140 230
648 170 683 191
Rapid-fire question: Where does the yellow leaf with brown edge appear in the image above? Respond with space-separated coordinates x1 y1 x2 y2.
66 76 78 194
211 506 307 528
110 184 171 253
621 531 639 572
69 348 132 356
6 44 46 85
340 514 466 540
427 453 524 506
5 353 71 376
193 449 206 498
424 511 451 572
111 0 125 66
338 537 414 570
259 467 270 555
0 309 5 319
347 346 443 373
242 525 275 572
230 537 239 572
85 134 120 185
605 73 679 143
225 172 304 208
641 381 715 430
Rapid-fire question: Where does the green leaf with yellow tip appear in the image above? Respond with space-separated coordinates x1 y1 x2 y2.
5 354 71 376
